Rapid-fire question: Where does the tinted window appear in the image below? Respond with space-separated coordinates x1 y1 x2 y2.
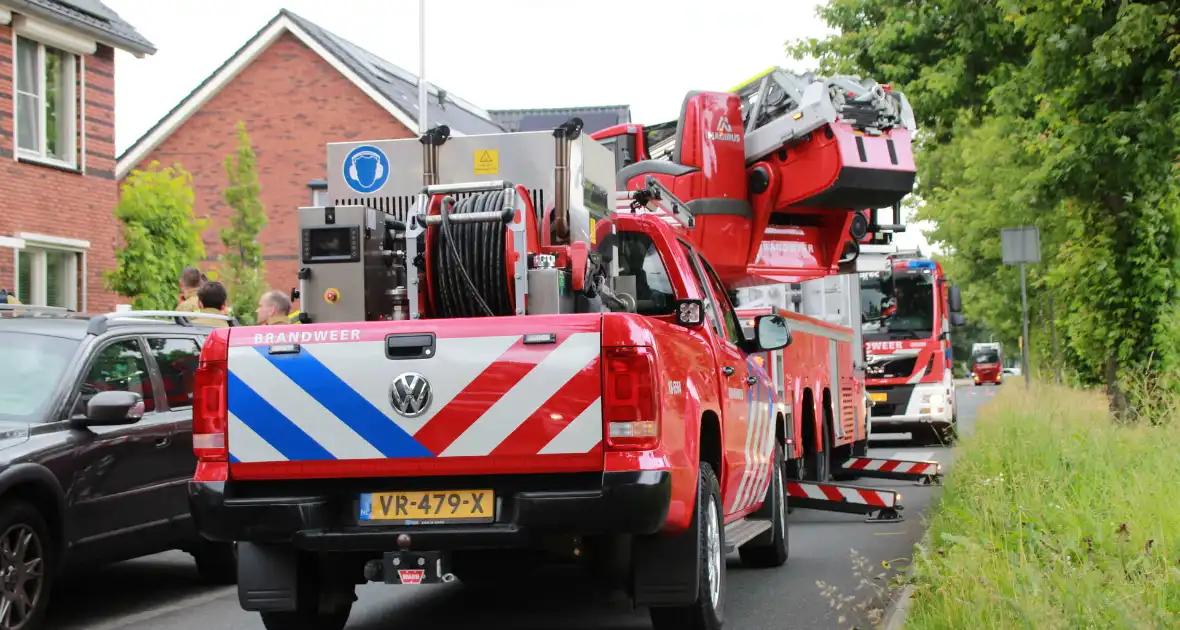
698 256 743 346
596 231 676 316
148 337 202 410
75 339 154 415
0 332 79 422
680 242 723 336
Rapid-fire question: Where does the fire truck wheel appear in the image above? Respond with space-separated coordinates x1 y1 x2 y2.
738 443 789 568
259 605 351 630
649 462 725 630
806 415 834 482
191 541 237 584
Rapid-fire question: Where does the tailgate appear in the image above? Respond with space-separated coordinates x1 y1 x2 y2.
225 315 604 478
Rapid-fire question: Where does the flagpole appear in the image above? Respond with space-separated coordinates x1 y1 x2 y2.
418 0 429 135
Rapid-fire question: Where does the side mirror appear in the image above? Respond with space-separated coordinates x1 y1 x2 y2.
675 299 706 327
947 286 963 314
950 313 966 327
79 391 145 426
754 314 792 351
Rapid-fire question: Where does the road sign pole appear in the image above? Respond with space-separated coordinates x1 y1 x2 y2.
1020 262 1031 389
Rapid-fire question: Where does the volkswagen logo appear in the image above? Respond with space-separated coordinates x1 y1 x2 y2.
389 372 433 418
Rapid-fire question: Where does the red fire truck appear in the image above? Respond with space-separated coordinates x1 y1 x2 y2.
190 68 925 630
971 342 1003 385
858 250 964 441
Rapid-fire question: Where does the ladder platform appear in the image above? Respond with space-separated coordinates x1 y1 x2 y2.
724 518 774 553
840 457 943 486
786 480 904 523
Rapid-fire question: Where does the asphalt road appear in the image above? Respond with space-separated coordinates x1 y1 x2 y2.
44 384 997 630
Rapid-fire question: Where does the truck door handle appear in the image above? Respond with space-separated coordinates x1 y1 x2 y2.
154 436 171 449
722 366 735 376
746 376 758 386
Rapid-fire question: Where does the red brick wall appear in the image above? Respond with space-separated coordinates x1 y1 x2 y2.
123 31 414 311
0 25 121 311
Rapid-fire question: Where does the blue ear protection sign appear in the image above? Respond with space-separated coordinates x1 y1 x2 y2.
343 145 390 194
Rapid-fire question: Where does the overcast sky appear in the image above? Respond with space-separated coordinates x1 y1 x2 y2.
103 0 933 253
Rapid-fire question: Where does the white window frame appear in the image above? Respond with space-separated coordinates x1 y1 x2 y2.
13 233 89 311
12 34 79 168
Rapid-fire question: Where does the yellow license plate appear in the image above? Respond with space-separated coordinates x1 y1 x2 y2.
869 392 888 402
361 490 494 523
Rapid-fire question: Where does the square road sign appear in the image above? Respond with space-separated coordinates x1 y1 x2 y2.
1002 227 1041 264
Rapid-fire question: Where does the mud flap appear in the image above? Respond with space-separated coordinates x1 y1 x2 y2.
238 542 299 612
631 499 700 607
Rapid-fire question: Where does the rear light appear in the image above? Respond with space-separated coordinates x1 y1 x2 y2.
193 329 230 465
603 346 660 451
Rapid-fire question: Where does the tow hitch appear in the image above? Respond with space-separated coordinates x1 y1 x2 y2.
363 534 456 585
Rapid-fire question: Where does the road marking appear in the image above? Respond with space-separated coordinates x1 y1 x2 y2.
77 587 235 630
873 531 906 536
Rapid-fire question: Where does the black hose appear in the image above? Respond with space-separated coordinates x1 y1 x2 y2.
429 191 514 318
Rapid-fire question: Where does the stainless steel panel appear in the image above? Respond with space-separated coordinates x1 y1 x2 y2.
526 268 573 315
298 205 369 324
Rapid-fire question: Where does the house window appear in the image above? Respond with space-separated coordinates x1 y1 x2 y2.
15 36 77 166
16 244 81 310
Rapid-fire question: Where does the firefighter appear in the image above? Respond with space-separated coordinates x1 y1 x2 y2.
256 290 296 326
0 288 20 305
177 266 204 313
193 281 230 327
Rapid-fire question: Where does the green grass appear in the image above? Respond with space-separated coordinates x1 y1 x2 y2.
905 384 1180 630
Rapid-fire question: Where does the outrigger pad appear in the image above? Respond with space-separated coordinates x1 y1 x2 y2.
786 480 905 523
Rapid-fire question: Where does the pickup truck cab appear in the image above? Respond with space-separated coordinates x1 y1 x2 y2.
189 212 792 630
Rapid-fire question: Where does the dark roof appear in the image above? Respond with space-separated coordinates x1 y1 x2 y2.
281 10 504 136
13 0 156 55
489 105 631 135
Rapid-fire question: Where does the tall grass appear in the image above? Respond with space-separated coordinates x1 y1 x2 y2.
904 384 1180 630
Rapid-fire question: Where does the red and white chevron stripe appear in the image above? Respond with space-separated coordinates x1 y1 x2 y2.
844 457 938 476
786 481 898 508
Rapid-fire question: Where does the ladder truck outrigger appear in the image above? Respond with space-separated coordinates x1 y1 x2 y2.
191 67 923 630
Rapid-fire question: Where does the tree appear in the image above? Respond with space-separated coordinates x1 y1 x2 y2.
107 163 206 310
791 0 1180 413
220 121 268 325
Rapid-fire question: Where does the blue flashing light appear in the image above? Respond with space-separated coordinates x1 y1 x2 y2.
907 260 935 270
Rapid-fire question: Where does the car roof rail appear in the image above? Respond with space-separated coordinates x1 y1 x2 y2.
0 304 76 317
86 310 239 336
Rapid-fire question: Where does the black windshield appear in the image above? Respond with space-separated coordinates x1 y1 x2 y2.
860 270 935 340
974 350 1000 364
0 332 80 422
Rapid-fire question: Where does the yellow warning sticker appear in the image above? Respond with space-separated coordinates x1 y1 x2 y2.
590 218 597 244
474 149 499 175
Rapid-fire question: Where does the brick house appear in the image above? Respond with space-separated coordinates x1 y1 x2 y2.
115 9 504 308
0 0 154 311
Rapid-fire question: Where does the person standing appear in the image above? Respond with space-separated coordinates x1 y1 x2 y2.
193 281 230 327
177 266 204 313
256 290 296 325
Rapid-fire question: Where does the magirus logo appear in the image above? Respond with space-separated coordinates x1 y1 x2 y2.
706 117 741 143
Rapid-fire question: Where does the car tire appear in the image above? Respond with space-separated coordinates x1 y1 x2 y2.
0 500 54 630
738 443 789 568
649 462 725 630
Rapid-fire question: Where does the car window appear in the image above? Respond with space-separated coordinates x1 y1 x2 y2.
698 255 743 346
679 241 723 336
75 339 155 416
595 230 676 316
147 337 202 410
0 332 79 423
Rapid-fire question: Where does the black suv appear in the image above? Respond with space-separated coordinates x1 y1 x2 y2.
0 305 238 629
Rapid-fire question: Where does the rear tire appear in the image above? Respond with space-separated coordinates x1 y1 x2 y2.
738 443 789 568
649 463 725 630
192 541 237 584
259 607 351 630
807 414 833 482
